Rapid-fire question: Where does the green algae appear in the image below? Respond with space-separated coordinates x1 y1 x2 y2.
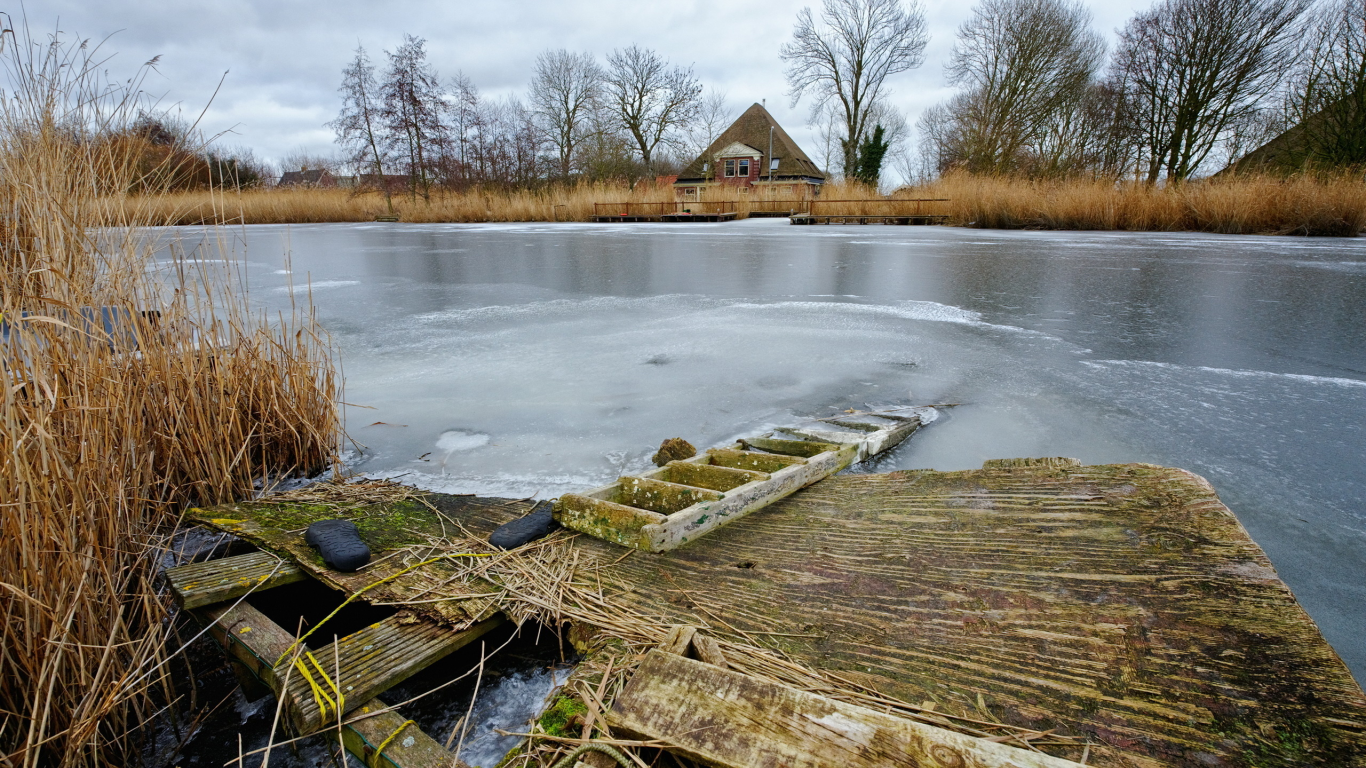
536 694 588 739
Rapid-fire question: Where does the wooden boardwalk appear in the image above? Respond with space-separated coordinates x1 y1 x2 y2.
180 460 1366 767
790 214 949 225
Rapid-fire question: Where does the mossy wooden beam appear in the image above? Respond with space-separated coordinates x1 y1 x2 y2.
164 550 306 609
609 650 1082 768
640 442 858 552
282 614 504 733
196 600 459 767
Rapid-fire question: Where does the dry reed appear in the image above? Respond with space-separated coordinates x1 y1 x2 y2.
912 172 1366 236
0 27 338 768
128 174 1366 236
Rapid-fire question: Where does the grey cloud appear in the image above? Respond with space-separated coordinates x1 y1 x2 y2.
32 0 1153 167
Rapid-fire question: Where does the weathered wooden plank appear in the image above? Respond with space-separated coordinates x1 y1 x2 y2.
690 634 728 669
612 476 723 515
344 700 462 768
197 600 460 767
740 436 842 458
589 464 1366 766
640 442 858 551
283 614 505 732
165 550 306 609
704 447 807 473
184 494 531 629
654 461 768 492
556 493 666 550
609 650 1082 768
658 625 698 657
201 599 296 690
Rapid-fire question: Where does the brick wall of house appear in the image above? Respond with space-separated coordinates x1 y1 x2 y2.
717 155 761 187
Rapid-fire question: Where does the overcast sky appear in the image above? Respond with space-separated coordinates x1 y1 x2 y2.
28 0 1154 172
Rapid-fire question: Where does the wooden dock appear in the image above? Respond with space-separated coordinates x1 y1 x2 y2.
591 202 737 223
791 197 950 225
172 459 1366 767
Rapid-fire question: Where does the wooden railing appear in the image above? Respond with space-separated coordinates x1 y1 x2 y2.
593 201 737 216
808 198 950 216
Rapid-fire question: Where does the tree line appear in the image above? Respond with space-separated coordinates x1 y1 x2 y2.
915 0 1365 181
330 36 716 198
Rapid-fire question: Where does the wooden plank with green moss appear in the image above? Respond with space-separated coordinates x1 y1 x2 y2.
185 494 535 627
196 600 460 766
281 614 504 733
164 551 306 609
609 650 1083 768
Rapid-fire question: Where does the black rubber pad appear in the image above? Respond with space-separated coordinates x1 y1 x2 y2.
305 519 371 572
488 500 560 550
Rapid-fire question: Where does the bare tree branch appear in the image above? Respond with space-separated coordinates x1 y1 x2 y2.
781 0 929 177
530 49 603 181
603 45 702 175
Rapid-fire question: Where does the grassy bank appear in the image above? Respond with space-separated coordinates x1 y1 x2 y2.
133 174 1366 236
0 31 339 767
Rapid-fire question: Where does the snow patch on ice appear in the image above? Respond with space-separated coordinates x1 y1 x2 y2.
1082 359 1366 388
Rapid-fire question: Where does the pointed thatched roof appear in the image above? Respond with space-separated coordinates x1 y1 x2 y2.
676 103 825 183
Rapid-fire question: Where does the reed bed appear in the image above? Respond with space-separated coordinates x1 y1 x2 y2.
131 174 1366 235
0 29 338 768
912 172 1366 236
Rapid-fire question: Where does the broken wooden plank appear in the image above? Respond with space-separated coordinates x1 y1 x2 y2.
690 634 728 669
608 650 1081 768
282 614 505 732
658 625 698 657
197 599 460 767
344 700 461 768
164 550 306 609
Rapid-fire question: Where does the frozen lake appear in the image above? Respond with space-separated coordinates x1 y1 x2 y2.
166 218 1366 682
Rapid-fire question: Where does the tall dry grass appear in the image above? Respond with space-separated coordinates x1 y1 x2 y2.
134 175 1366 236
909 172 1366 236
0 26 338 767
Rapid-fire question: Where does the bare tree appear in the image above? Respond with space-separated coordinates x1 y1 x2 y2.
1281 0 1366 168
603 46 702 175
684 89 733 182
1111 0 1310 182
781 0 929 177
530 50 603 180
442 71 480 187
942 0 1104 174
382 35 445 200
328 46 392 208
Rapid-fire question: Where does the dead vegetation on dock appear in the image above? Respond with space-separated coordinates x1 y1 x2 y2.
188 460 1366 767
0 28 339 767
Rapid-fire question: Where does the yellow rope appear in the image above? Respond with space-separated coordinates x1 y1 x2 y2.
274 552 490 668
370 719 415 768
291 656 334 720
291 650 347 721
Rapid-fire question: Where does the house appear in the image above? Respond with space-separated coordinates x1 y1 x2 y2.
674 103 826 201
277 168 338 188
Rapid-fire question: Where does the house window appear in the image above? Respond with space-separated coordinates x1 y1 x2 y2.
738 159 750 177
770 158 780 171
724 159 736 177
